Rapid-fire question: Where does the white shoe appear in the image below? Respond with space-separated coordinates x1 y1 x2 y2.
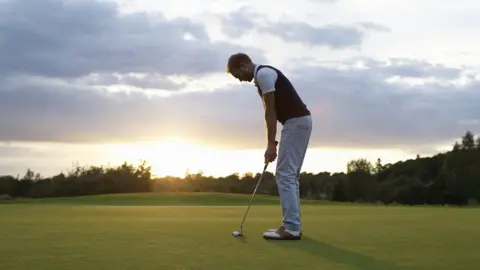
263 227 301 240
267 226 302 235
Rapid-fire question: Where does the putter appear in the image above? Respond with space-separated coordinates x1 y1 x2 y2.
233 161 270 237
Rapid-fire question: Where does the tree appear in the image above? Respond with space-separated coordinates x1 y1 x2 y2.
453 142 461 151
22 169 35 181
374 158 383 174
2 131 480 207
441 148 480 200
344 171 380 202
347 158 374 174
461 131 475 150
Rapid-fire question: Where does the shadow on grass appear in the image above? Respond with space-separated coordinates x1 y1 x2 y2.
234 235 265 249
235 235 248 244
266 236 404 270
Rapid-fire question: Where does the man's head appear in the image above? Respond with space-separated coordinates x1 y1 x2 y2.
227 52 255 82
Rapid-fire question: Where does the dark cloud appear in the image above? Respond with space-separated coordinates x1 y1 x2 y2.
220 8 389 48
287 61 479 149
0 75 266 148
0 0 265 81
0 0 477 154
0 58 478 151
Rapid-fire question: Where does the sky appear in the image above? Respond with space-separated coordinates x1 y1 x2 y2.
1 0 479 178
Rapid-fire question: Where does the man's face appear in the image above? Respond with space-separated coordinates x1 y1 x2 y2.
230 63 254 82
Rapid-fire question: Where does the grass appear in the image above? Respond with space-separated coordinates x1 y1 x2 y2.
1 192 346 206
1 192 479 270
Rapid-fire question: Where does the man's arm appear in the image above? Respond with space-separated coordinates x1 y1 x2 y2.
263 92 277 145
256 68 278 145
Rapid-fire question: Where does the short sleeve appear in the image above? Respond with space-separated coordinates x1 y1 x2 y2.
256 67 278 95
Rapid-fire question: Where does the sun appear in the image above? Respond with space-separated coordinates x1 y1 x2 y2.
105 137 270 178
150 137 197 155
143 138 213 177
107 137 218 177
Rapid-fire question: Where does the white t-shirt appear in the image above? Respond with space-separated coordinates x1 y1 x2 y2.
253 64 278 95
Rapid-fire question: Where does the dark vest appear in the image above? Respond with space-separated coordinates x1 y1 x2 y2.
254 65 310 125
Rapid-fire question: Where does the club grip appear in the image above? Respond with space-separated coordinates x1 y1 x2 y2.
263 141 278 169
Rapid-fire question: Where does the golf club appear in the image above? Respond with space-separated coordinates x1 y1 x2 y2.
232 161 270 237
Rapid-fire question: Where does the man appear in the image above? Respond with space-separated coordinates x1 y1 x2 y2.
226 52 312 240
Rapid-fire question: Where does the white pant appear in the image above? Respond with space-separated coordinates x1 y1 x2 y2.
275 115 312 232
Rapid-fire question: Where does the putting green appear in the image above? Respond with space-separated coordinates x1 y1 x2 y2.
1 193 479 269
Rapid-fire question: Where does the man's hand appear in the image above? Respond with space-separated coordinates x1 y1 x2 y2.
264 141 278 163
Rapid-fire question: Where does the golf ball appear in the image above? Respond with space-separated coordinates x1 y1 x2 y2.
232 231 240 237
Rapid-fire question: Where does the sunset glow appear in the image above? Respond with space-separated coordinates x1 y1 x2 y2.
1 0 478 179
103 138 417 178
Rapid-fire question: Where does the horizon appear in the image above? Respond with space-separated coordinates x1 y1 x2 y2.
1 0 479 178
0 137 456 179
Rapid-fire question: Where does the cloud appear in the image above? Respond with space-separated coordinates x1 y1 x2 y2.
0 0 265 82
0 57 478 151
260 23 364 48
220 8 389 49
0 74 267 148
76 73 187 90
365 58 462 79
0 143 36 157
0 0 478 155
287 60 479 149
357 22 391 33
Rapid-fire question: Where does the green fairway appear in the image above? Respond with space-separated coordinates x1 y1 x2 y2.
1 193 479 270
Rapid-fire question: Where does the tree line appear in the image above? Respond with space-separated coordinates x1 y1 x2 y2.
1 131 480 206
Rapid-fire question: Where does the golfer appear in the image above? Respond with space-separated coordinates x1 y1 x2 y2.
226 52 312 240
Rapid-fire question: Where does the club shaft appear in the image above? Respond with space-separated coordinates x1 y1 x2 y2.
240 162 269 233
